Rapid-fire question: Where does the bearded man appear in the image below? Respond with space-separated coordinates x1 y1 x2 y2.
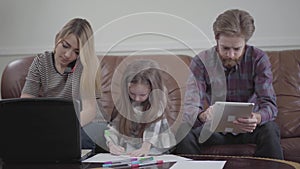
175 9 283 160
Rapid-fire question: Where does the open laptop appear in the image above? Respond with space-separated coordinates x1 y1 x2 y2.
0 98 83 163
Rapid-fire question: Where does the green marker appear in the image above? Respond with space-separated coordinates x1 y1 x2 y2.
104 130 110 136
138 156 154 163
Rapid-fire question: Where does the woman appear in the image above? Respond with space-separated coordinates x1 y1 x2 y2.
21 18 107 152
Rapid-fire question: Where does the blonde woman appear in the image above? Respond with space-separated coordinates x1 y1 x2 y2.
21 18 106 152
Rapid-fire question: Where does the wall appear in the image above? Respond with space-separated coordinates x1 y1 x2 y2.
1 0 300 97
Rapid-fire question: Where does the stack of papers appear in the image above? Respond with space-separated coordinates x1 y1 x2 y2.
82 153 192 163
83 153 226 169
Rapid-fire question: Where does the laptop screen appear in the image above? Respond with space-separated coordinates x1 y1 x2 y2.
0 98 81 163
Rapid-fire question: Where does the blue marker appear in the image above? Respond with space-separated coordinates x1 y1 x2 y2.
102 160 139 168
103 157 138 164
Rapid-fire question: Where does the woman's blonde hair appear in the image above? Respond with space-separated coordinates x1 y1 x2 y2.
55 18 100 99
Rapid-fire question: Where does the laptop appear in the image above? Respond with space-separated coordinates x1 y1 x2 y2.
0 98 82 163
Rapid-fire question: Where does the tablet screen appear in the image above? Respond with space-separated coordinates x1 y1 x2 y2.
210 102 255 133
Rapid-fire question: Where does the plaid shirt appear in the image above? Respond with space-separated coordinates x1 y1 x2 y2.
105 105 176 154
184 45 278 127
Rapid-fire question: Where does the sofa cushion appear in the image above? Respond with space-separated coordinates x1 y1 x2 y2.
281 137 300 162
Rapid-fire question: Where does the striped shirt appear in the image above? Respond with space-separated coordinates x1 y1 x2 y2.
22 51 81 100
22 51 107 122
184 45 278 127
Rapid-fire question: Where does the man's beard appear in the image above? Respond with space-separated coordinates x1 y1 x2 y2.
221 57 241 68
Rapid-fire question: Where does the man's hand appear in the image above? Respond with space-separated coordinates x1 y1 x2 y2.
108 141 125 155
198 106 213 123
127 142 151 157
233 112 261 132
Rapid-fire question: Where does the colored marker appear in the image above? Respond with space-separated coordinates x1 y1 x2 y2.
103 161 139 168
103 157 138 164
131 160 164 168
102 162 130 168
138 156 154 163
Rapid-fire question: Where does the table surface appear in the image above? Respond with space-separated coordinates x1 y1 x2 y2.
1 155 300 169
182 154 300 169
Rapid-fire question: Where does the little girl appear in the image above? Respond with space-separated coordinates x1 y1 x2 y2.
105 59 176 157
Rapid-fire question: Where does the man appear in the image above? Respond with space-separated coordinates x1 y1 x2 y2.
176 9 283 159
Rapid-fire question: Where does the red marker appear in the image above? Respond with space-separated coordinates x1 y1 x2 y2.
131 160 164 168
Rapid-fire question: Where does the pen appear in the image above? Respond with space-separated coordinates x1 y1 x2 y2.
103 157 138 164
131 160 164 168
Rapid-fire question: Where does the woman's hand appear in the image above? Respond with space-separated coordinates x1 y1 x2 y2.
233 112 261 132
127 142 151 157
108 141 125 155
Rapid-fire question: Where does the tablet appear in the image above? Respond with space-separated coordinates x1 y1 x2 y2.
210 102 255 133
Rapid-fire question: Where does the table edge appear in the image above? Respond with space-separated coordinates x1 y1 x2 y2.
179 154 300 169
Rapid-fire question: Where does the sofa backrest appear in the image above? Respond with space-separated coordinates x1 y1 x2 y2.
1 50 300 138
1 54 192 129
1 56 35 99
98 55 192 128
266 50 300 138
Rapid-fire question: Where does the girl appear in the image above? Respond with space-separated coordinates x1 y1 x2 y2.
105 59 176 157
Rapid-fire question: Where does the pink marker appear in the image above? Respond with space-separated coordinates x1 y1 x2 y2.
131 160 164 168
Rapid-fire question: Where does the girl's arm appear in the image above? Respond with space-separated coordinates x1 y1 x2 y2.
20 93 35 98
104 122 125 155
107 141 125 155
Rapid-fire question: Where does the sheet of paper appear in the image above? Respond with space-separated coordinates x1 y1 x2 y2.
170 160 226 169
153 154 192 162
82 153 192 163
82 153 129 163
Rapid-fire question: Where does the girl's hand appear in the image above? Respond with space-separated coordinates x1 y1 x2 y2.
108 142 125 155
128 142 151 157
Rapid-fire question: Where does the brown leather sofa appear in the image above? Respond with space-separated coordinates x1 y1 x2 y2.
1 50 300 162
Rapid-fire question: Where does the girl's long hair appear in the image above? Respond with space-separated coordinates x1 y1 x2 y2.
113 59 169 138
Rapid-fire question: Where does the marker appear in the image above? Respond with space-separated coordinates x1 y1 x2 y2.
138 156 154 163
131 160 164 168
102 162 130 168
103 157 138 164
103 161 139 168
